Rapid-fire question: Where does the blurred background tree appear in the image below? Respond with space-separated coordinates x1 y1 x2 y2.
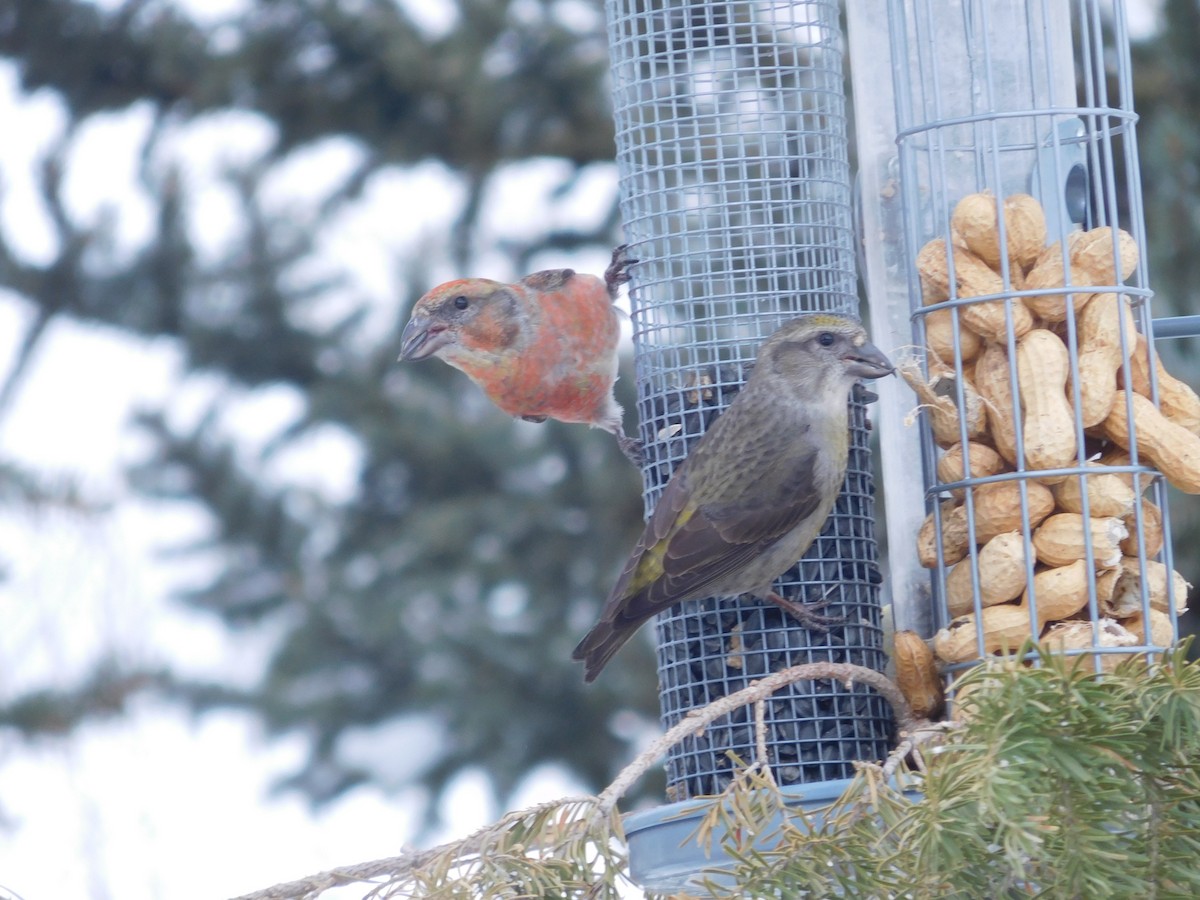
0 0 1196 832
0 0 656 820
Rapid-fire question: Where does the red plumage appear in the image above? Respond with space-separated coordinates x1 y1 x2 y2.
399 247 641 463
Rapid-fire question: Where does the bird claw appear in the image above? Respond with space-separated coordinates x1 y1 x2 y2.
604 244 638 296
763 591 846 633
853 383 879 404
616 432 645 467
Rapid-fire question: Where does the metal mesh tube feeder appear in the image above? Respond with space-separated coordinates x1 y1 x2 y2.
604 0 891 892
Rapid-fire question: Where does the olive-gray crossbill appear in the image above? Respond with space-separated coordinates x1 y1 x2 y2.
399 247 642 463
573 313 893 682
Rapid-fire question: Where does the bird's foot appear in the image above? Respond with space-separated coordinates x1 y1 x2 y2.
604 244 639 297
853 383 879 405
763 591 846 633
616 431 645 467
521 414 549 424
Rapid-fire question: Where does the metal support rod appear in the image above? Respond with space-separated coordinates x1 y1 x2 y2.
1151 316 1200 340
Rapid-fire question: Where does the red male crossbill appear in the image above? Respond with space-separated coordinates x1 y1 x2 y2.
573 313 893 682
399 247 642 463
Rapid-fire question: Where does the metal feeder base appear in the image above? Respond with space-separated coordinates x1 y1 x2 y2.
625 778 921 894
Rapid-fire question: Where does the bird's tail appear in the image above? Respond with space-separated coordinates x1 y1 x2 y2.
572 621 634 683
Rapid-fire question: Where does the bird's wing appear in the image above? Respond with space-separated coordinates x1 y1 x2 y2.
660 451 825 591
571 472 699 679
519 269 575 291
572 445 825 681
618 441 824 615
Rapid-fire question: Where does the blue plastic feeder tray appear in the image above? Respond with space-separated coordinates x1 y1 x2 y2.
624 777 918 894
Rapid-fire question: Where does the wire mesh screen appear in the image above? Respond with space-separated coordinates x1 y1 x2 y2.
605 0 891 800
881 0 1181 678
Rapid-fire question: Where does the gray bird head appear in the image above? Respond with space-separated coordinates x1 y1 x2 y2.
756 314 894 390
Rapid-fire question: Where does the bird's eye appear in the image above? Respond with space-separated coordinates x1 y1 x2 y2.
817 332 836 347
453 295 469 310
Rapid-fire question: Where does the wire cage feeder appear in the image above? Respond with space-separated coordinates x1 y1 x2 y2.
852 0 1183 678
607 0 1185 893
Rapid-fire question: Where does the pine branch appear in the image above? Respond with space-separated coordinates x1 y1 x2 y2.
230 662 916 900
229 797 609 900
229 648 1200 899
595 662 914 815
